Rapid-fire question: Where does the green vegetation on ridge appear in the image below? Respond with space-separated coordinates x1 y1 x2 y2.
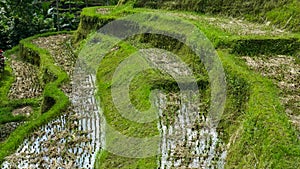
132 0 300 32
0 1 299 168
219 50 300 168
76 3 300 168
0 32 71 164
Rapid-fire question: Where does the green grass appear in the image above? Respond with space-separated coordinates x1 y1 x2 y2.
96 42 159 168
231 36 300 56
266 0 300 32
1 2 297 168
0 46 41 124
0 47 17 105
218 50 300 169
131 0 300 33
74 4 138 42
0 99 41 125
94 25 212 167
75 5 300 54
77 4 300 168
0 1 298 167
0 32 70 164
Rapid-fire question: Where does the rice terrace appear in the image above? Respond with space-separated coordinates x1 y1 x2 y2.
0 0 299 168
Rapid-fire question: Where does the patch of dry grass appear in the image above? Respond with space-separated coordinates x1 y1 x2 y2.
169 12 287 36
243 55 300 128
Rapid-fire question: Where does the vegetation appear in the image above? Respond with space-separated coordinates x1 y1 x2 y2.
0 32 70 164
94 40 164 168
0 0 119 50
95 36 210 168
219 51 300 168
231 37 300 56
0 46 41 123
0 0 299 168
76 4 300 168
132 0 300 32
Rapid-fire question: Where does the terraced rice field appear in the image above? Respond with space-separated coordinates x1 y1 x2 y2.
243 55 300 129
2 35 103 168
8 60 42 99
0 3 300 169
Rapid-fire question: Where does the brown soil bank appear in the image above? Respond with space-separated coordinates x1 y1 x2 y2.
130 0 300 32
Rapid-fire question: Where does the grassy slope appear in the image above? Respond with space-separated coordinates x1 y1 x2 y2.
94 30 210 168
0 32 70 164
0 51 18 124
0 47 41 125
76 4 300 169
219 50 300 168
0 1 298 168
132 0 300 32
95 42 159 169
75 3 300 55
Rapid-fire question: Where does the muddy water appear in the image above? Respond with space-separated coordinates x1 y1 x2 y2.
1 109 100 168
141 49 227 168
156 93 226 169
72 67 103 168
1 35 103 169
2 35 226 168
2 75 102 169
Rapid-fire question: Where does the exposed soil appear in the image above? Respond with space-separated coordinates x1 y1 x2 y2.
2 14 296 169
8 60 42 99
32 34 76 76
2 35 102 169
32 34 76 96
243 55 300 130
0 122 23 142
96 8 111 15
171 13 287 36
12 106 33 117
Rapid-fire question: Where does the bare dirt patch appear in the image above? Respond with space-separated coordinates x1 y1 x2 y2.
96 8 111 15
243 55 300 129
12 106 33 117
8 60 42 99
171 13 287 36
32 34 76 76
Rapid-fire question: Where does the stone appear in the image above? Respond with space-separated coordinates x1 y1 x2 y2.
12 106 33 117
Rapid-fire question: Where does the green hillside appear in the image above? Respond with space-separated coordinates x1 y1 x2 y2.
0 1 299 169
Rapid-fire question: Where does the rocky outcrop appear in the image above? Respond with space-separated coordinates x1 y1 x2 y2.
12 106 33 117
